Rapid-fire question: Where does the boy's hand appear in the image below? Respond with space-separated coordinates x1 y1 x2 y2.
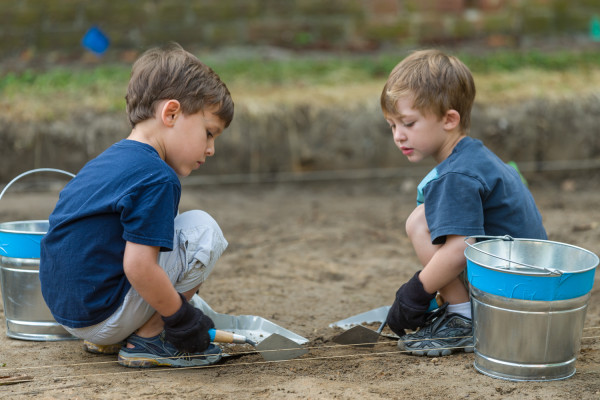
162 293 215 353
386 271 435 336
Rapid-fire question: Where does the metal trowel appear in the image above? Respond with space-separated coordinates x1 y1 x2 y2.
211 329 307 361
332 320 387 347
255 333 308 361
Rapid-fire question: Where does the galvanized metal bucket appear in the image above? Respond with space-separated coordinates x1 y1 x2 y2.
465 235 599 381
0 169 77 341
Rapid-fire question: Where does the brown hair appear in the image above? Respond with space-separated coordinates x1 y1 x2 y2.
381 49 475 133
125 42 234 128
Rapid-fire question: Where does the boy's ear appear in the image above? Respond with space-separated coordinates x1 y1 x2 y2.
160 100 182 127
443 109 461 131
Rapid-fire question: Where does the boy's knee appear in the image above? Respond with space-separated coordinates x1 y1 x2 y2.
406 205 428 239
175 210 221 232
173 210 228 279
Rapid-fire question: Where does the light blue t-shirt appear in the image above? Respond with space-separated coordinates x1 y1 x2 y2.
40 140 181 328
417 137 547 244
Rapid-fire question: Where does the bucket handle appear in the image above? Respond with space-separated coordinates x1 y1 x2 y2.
465 235 563 276
0 168 76 202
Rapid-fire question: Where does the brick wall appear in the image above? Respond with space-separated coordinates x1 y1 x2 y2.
1 0 600 58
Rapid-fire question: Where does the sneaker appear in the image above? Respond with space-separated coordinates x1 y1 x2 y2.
83 340 125 355
117 332 222 368
397 305 474 357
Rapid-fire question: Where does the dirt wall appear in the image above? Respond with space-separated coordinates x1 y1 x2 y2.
1 95 599 183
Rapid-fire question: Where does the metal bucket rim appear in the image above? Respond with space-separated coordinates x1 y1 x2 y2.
0 168 75 202
465 236 600 276
0 220 49 235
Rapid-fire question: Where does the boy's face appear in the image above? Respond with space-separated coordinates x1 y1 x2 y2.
164 105 225 177
385 96 456 164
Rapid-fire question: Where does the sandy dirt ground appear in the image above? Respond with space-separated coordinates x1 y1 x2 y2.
1 175 599 399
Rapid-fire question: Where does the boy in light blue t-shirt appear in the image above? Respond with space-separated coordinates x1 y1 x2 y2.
380 49 547 356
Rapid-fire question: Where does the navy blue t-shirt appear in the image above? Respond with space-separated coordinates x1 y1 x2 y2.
416 137 547 244
40 140 181 328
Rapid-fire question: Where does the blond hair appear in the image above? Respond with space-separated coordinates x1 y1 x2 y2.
381 49 475 133
126 42 234 128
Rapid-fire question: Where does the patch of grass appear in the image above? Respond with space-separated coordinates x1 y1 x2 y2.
1 65 128 93
457 49 600 73
209 48 600 85
2 48 600 120
1 65 128 120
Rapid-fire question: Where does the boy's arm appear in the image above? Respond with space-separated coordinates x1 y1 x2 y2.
123 241 181 316
386 235 470 335
123 241 214 352
418 234 470 303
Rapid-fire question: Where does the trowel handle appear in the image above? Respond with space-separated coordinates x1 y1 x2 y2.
376 320 387 334
209 329 254 345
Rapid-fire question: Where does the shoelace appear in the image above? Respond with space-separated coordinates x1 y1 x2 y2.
409 303 450 337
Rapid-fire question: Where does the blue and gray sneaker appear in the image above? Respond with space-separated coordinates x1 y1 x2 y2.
397 305 474 357
118 332 222 368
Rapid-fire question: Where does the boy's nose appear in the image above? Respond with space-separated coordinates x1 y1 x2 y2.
393 127 406 142
206 145 215 157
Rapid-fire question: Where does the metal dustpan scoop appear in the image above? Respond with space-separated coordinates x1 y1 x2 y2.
330 305 399 346
191 295 308 361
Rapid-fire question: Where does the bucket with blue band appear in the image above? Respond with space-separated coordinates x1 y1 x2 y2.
465 235 599 382
0 168 77 341
465 235 597 301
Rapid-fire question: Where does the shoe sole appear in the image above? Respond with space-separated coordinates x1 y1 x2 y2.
83 341 124 355
410 345 474 357
398 339 474 357
117 352 222 368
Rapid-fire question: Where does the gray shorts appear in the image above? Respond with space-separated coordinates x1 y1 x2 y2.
64 210 228 344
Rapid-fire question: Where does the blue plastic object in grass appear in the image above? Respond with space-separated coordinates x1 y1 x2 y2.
82 26 110 56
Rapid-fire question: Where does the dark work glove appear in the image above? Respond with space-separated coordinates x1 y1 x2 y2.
162 293 215 353
386 271 435 336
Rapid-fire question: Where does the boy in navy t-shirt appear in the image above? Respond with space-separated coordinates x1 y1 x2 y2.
380 49 547 356
40 43 234 368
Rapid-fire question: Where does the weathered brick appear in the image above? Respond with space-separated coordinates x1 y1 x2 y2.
476 0 507 12
205 23 244 46
297 0 362 16
312 20 349 46
365 0 401 17
247 20 301 46
481 12 515 35
436 0 466 13
45 1 83 25
453 17 482 39
190 0 253 22
13 5 45 26
364 20 411 43
153 1 190 25
417 14 452 42
404 0 436 13
0 32 31 57
86 2 148 29
1 0 598 55
579 0 600 8
521 8 554 35
37 30 82 50
248 0 298 18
